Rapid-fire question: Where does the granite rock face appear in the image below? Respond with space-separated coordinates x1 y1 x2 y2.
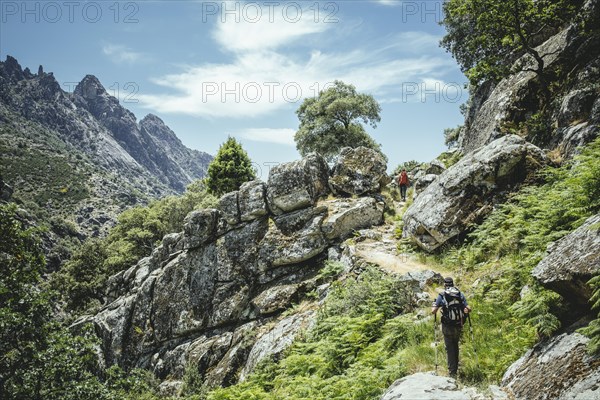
532 214 600 308
403 135 547 252
502 331 600 400
321 197 384 240
414 174 439 196
381 372 504 400
240 310 317 381
82 152 388 389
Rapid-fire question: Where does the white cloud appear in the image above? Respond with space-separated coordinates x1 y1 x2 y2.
374 0 400 6
102 44 145 64
237 128 296 146
138 1 454 119
139 44 454 118
212 2 330 53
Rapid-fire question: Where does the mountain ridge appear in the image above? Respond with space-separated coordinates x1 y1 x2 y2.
0 55 212 265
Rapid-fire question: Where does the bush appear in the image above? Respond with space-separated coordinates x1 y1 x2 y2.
580 272 600 353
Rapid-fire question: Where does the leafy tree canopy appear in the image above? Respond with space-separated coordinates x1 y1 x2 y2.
440 0 579 86
206 137 256 196
0 204 111 399
294 81 383 161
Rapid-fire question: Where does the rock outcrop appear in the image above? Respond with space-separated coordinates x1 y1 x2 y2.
329 147 389 196
532 214 600 309
502 330 600 400
266 153 329 215
321 197 384 240
403 135 547 252
459 0 600 156
240 310 316 381
414 174 439 196
82 152 387 389
381 372 506 400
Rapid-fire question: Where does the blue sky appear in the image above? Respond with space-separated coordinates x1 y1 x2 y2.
1 0 468 177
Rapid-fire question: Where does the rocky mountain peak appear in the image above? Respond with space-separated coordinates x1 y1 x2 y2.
73 74 138 132
140 114 181 144
1 56 214 245
0 55 26 82
74 74 110 103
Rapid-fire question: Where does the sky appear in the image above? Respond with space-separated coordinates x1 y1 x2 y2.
0 0 469 178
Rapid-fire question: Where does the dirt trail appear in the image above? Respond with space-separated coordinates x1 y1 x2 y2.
355 223 432 275
353 200 439 276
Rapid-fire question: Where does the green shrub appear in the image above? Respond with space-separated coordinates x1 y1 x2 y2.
580 273 600 354
205 137 256 196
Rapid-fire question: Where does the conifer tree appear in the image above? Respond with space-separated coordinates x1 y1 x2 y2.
205 137 256 196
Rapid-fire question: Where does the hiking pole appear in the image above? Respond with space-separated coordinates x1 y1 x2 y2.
467 313 479 368
433 313 439 375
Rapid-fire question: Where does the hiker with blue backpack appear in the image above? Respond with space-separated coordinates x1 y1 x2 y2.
431 277 471 378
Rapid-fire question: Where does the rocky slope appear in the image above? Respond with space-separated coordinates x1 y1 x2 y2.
393 3 600 398
80 147 437 394
403 135 547 251
458 0 600 157
0 56 211 254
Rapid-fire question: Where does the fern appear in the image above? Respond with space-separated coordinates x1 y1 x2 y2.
510 287 563 339
579 274 600 354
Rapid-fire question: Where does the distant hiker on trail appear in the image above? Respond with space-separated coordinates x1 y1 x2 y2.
397 169 409 201
431 277 471 378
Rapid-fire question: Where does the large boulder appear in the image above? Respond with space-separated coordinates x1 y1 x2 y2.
250 283 301 315
320 197 384 240
426 159 446 175
414 174 438 196
532 214 600 308
202 322 259 388
258 207 328 269
502 331 600 400
403 135 547 252
556 122 599 158
267 153 329 215
218 191 240 226
381 372 503 400
329 147 388 196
